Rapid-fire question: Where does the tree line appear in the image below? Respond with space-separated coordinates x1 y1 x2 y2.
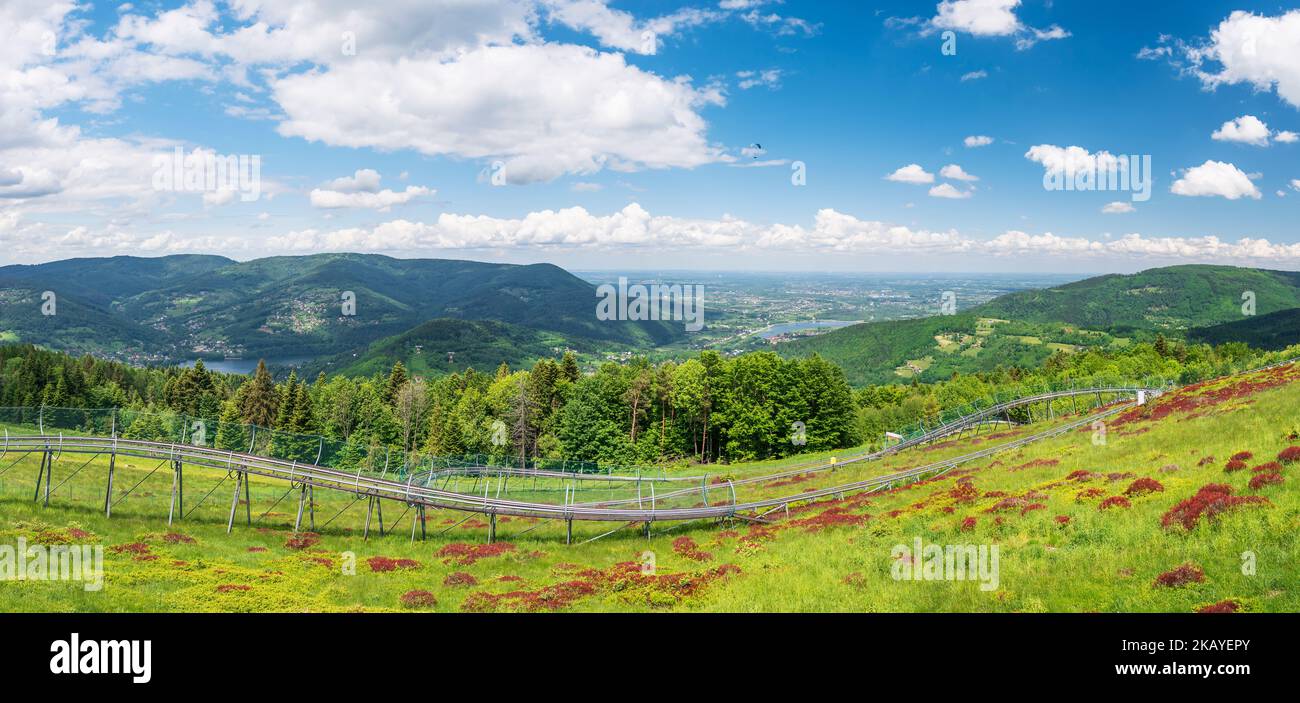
1 335 1294 470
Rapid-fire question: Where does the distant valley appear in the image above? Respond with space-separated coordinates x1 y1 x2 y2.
3 257 1297 386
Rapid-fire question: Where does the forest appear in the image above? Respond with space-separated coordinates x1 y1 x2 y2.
0 334 1292 472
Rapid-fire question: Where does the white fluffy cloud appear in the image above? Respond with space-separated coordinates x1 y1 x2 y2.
929 183 973 199
539 1 723 55
1274 130 1298 143
940 164 979 181
964 135 994 148
322 169 383 193
272 44 727 184
1102 201 1135 214
1024 144 1122 177
927 0 1068 48
309 187 432 211
309 169 433 210
1185 10 1300 110
886 164 935 184
1170 160 1262 200
1211 115 1272 145
14 202 1300 264
117 0 539 64
932 0 1021 36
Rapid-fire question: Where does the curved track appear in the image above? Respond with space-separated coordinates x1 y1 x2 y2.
1 385 1157 538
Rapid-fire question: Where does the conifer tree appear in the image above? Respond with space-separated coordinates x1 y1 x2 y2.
240 360 278 427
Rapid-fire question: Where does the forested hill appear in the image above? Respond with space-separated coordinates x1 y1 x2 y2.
783 265 1300 386
1189 308 1300 351
973 265 1300 331
2 329 1294 470
303 318 574 378
0 253 685 362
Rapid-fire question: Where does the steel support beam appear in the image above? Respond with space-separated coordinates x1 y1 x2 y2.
226 470 244 534
295 484 308 532
33 450 48 503
104 452 115 518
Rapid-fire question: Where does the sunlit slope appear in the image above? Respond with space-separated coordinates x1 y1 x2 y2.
1 364 1296 612
786 264 1300 385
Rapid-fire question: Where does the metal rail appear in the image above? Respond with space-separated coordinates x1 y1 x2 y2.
0 392 1140 526
4 355 1296 540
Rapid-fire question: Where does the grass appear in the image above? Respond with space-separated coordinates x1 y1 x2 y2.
2 364 1297 613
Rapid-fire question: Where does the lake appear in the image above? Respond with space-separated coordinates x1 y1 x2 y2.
177 357 315 375
756 320 861 340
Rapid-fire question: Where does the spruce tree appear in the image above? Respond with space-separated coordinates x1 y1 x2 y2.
240 360 278 427
214 400 249 452
561 351 580 382
384 361 408 403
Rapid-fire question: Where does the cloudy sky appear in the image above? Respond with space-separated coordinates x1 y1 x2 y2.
2 0 1299 272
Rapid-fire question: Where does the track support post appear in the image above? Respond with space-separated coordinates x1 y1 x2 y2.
295 484 308 532
364 495 375 540
34 449 48 503
104 452 115 518
226 470 244 534
410 504 426 542
167 459 184 525
42 449 52 507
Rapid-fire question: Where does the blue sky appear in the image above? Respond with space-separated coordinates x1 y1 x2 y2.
2 1 1300 272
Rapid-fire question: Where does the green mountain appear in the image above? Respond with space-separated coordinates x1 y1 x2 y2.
303 318 576 377
974 264 1300 331
1188 307 1300 351
785 265 1300 386
0 255 234 359
0 253 684 363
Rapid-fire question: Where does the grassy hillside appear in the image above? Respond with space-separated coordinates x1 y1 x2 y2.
304 318 577 377
0 253 682 362
975 264 1300 331
0 255 233 361
1188 308 1300 351
3 361 1296 613
786 264 1297 385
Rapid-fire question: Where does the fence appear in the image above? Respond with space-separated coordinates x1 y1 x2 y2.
0 406 665 479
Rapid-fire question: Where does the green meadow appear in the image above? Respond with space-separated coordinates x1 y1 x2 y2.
2 364 1297 613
